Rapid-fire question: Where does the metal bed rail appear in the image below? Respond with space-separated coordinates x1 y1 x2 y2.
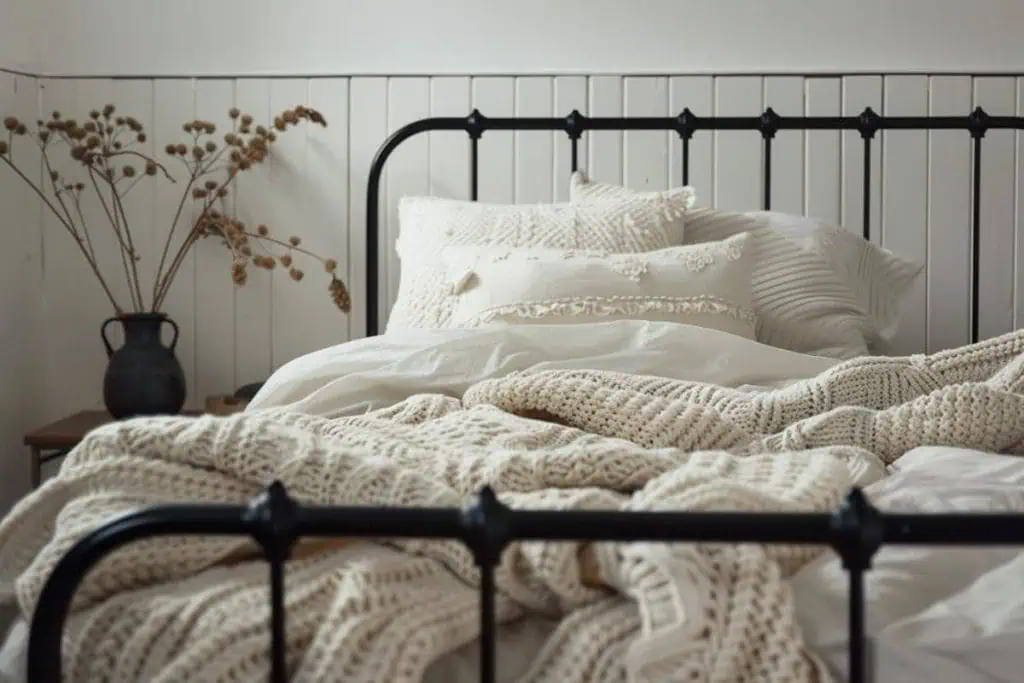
26 482 1024 683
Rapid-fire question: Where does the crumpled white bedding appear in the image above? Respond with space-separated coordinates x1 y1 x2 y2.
4 320 1023 683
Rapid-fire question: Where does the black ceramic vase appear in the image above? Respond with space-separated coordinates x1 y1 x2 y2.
101 312 187 419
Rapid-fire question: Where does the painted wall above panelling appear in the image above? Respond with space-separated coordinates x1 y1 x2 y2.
15 0 1024 77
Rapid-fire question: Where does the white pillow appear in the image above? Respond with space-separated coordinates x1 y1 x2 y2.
569 172 923 359
441 232 757 338
387 189 696 331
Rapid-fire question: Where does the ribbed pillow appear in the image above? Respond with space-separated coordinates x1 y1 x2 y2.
569 172 923 358
387 189 696 331
441 232 757 339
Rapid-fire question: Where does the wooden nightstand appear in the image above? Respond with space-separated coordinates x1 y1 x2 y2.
24 409 200 489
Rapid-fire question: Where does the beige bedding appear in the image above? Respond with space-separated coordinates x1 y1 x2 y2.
2 322 1024 683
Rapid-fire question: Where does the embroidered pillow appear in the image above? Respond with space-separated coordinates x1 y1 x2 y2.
569 172 922 358
386 189 697 331
440 232 757 339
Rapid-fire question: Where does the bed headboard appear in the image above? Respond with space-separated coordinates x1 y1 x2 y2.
365 107 1024 340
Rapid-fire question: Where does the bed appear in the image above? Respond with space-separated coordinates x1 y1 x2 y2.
5 106 1024 683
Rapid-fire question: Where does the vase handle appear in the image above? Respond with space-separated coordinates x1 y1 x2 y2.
162 317 180 352
100 317 120 358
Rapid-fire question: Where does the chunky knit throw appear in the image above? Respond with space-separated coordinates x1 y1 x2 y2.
3 330 1024 683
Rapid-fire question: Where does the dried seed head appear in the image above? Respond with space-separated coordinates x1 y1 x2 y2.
204 140 216 153
0 141 10 155
255 125 268 137
137 133 147 143
239 125 251 135
89 110 101 120
324 258 337 273
192 145 204 160
183 122 193 133
204 180 218 191
230 150 242 163
126 116 141 131
329 276 351 312
38 130 50 143
102 104 115 117
14 124 26 135
4 116 18 131
176 143 187 155
165 143 177 155
75 182 85 191
83 121 97 132
122 166 136 177
288 236 300 247
216 187 228 197
145 161 158 176
70 145 87 160
49 170 59 182
273 117 286 131
51 111 61 120
224 132 237 145
282 110 297 124
87 135 101 148
279 254 293 267
241 114 253 126
228 107 240 119
257 225 269 236
112 141 123 150
192 187 208 199
289 268 304 281
115 116 126 126
238 158 252 170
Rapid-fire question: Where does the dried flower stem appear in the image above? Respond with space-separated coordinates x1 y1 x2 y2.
87 166 141 309
0 154 123 313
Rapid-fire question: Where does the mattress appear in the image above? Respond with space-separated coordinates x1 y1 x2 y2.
4 446 1023 683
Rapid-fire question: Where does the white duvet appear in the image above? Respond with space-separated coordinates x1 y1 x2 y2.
3 321 1023 683
249 320 1024 683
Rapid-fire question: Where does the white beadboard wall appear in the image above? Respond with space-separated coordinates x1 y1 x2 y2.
1 72 1023 509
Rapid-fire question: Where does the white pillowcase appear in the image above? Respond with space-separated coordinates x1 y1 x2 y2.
569 172 923 359
387 189 696 331
441 232 757 338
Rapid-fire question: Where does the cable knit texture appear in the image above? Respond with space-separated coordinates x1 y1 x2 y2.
4 330 1024 683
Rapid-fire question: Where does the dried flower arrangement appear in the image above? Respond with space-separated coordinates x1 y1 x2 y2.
0 103 350 315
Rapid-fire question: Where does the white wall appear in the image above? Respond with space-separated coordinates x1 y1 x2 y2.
0 3 1023 513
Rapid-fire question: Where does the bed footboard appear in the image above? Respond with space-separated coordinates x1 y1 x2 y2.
26 481 1024 683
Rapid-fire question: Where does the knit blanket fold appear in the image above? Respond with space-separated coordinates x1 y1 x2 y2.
3 329 1024 683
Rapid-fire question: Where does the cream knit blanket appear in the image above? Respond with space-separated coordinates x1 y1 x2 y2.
3 330 1024 683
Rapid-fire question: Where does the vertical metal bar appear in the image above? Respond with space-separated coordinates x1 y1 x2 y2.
682 136 690 185
848 566 866 683
762 137 773 211
571 137 579 173
971 134 982 344
269 557 287 683
471 135 479 201
862 137 872 242
479 561 496 683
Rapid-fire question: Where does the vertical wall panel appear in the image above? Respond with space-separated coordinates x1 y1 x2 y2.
429 77 471 200
471 77 514 203
927 76 973 351
553 76 588 201
192 79 237 398
385 78 430 320
804 78 842 224
714 76 762 210
514 77 554 203
152 79 197 408
0 73 40 502
587 76 623 186
763 76 805 215
306 79 351 349
623 77 669 191
882 76 929 355
233 78 273 383
841 76 883 240
38 79 99 419
347 77 386 339
1017 78 1024 330
973 77 1017 340
668 76 713 201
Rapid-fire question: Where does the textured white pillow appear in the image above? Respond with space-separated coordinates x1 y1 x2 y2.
440 232 757 338
387 189 696 331
569 172 923 358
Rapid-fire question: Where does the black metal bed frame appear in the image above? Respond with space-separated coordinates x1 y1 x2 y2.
25 108 1024 683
